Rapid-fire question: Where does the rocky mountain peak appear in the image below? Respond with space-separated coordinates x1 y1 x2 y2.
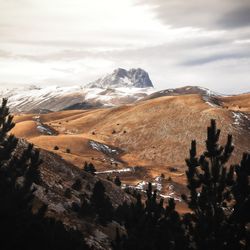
86 68 154 88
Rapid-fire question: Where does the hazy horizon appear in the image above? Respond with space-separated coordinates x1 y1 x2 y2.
1 0 250 94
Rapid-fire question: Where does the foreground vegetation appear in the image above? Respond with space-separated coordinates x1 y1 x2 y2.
113 119 250 250
0 99 89 250
0 98 249 249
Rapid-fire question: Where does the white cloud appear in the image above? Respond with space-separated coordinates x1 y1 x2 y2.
0 0 249 94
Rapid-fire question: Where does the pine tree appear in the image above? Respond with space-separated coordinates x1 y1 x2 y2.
0 99 89 250
113 119 250 250
232 152 250 221
184 119 248 250
91 180 114 224
114 183 188 250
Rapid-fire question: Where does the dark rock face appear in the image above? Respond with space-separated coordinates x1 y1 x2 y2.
62 101 103 110
86 68 154 88
129 68 154 88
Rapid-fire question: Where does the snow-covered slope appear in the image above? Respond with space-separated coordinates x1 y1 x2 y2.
85 68 154 88
0 68 155 113
0 84 228 113
1 67 237 114
0 85 154 113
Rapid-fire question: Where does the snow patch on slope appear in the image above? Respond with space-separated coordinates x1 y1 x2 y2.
123 176 182 202
232 112 242 125
232 111 250 129
95 168 133 174
33 115 54 135
37 125 53 135
89 140 120 155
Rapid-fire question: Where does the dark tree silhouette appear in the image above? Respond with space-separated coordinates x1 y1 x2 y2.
114 176 122 186
183 119 249 250
0 99 89 250
114 183 188 250
113 119 250 250
83 161 96 174
91 180 114 224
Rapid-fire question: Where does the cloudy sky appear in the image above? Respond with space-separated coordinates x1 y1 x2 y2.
0 0 250 94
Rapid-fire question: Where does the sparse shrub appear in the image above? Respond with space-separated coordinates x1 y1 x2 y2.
92 131 95 135
66 148 71 153
54 145 59 150
114 176 121 187
123 130 127 134
83 162 96 174
169 167 178 172
112 129 116 134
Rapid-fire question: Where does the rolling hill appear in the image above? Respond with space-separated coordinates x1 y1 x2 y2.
11 90 250 205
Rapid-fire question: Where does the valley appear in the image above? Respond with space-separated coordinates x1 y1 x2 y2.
11 90 250 211
1 67 250 249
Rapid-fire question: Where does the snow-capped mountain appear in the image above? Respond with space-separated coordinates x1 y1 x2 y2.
85 68 154 88
0 68 155 113
0 85 155 113
0 65 232 114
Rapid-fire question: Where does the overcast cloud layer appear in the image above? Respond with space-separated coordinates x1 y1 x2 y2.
0 0 250 94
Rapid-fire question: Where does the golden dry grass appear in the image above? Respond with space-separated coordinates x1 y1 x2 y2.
11 94 250 191
11 120 42 138
221 93 250 112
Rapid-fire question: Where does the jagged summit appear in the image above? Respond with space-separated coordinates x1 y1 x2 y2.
85 68 154 88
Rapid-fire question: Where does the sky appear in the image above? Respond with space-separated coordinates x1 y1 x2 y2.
0 0 250 94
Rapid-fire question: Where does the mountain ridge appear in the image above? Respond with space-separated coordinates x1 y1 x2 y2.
1 65 249 113
85 68 154 89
